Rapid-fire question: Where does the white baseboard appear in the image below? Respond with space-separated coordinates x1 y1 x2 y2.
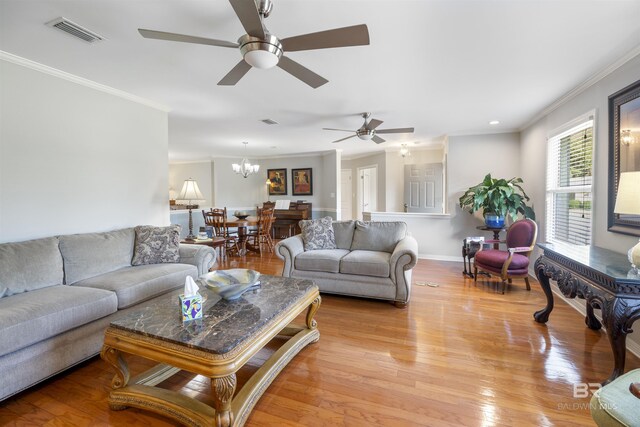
418 254 461 262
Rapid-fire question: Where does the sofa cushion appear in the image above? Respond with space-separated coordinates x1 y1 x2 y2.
340 250 391 278
295 249 350 273
59 228 135 285
72 263 196 309
0 285 117 357
350 221 407 253
299 217 337 251
132 225 181 266
0 237 63 298
332 220 356 250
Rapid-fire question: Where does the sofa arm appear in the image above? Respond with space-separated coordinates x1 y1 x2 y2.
390 235 418 303
179 244 216 276
275 235 304 277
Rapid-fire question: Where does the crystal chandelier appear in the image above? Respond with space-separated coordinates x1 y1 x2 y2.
232 141 260 178
399 143 411 158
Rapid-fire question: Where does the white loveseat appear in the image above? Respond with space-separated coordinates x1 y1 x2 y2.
276 220 418 306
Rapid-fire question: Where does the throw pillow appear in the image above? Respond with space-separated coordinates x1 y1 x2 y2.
132 225 181 266
299 217 337 251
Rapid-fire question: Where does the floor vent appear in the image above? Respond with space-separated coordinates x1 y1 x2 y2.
261 119 279 125
46 17 105 43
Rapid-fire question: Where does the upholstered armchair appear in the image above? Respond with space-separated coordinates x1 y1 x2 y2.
474 218 538 294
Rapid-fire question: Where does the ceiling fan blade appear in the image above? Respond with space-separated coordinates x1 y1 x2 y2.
281 24 370 52
277 56 328 88
323 128 355 132
375 127 415 134
367 119 383 130
138 29 238 48
332 135 357 143
229 0 266 39
372 135 386 144
218 60 252 86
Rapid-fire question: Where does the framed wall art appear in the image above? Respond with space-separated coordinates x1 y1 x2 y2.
292 168 313 196
267 168 287 195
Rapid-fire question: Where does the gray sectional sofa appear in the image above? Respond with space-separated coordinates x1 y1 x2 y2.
276 220 418 306
0 227 215 401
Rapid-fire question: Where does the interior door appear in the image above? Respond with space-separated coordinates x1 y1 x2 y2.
340 169 353 220
358 166 377 219
404 163 443 213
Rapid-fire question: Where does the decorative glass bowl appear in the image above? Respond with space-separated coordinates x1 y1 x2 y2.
200 269 260 300
234 210 249 220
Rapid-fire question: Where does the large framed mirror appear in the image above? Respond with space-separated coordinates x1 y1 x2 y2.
608 79 640 236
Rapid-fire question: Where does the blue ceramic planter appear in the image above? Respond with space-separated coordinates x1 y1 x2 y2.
484 213 505 229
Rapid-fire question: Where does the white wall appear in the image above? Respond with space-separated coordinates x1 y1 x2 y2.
0 58 169 243
342 152 387 215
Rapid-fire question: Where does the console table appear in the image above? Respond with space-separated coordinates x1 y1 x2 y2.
534 242 640 385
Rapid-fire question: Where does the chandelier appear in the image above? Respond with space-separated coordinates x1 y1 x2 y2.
232 142 260 178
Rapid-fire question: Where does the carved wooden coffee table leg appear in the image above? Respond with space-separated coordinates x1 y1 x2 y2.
100 345 130 410
212 374 237 427
601 298 640 385
306 296 321 330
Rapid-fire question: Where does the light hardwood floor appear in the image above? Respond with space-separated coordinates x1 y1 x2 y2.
1 252 638 426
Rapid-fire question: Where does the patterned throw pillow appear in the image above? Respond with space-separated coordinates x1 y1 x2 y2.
299 217 337 251
131 225 181 266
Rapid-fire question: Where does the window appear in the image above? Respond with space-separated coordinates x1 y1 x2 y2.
546 118 594 245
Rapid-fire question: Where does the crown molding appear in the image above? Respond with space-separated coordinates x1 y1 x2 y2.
520 44 640 130
0 50 170 112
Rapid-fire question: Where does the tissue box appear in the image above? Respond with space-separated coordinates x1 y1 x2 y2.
179 293 203 322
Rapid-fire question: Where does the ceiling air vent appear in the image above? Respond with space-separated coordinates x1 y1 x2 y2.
261 119 279 125
46 17 105 43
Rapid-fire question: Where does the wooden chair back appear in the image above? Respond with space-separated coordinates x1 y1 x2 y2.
203 208 229 237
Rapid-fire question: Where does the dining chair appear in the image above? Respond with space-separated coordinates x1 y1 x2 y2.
247 207 275 255
473 218 538 294
203 208 239 259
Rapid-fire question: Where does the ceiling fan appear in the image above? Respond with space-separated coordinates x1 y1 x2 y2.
138 0 369 88
324 113 415 144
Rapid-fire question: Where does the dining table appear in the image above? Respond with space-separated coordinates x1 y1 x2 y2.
225 216 259 255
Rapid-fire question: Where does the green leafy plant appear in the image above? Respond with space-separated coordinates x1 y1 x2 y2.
459 174 535 221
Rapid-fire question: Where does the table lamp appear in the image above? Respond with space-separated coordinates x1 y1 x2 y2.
614 171 640 272
177 178 205 241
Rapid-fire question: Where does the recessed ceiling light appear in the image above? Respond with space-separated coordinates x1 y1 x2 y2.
489 120 500 125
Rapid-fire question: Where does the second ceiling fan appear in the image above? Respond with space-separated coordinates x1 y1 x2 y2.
138 0 370 88
324 113 415 144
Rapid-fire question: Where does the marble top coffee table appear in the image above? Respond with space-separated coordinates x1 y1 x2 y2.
100 275 320 427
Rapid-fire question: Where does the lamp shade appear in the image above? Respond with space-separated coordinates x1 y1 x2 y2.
177 178 205 204
614 171 640 214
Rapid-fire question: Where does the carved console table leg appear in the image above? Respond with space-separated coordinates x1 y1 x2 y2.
601 298 640 385
306 296 321 330
212 374 237 427
100 345 130 410
534 257 554 323
585 299 602 330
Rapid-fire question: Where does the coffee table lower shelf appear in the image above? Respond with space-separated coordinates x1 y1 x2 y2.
100 291 320 427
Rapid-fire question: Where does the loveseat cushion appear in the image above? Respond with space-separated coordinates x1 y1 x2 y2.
72 263 196 309
350 221 407 253
340 250 391 278
295 249 350 273
332 220 356 250
59 228 135 285
0 285 117 357
0 237 63 298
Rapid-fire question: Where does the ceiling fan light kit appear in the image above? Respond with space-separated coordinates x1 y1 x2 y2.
138 0 370 88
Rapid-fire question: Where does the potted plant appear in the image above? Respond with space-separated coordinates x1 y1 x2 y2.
459 174 535 228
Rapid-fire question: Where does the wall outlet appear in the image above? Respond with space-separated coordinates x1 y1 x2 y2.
330 192 335 198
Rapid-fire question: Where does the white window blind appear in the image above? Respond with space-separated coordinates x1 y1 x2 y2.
546 119 594 245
